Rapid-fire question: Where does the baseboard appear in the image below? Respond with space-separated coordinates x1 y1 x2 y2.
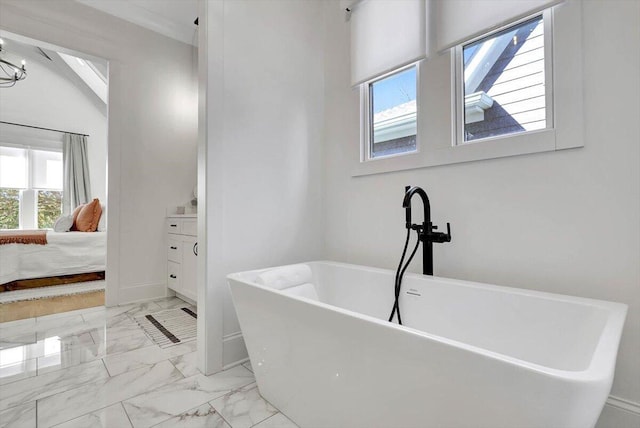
596 396 640 428
173 292 196 306
117 282 167 305
606 396 640 415
222 331 248 368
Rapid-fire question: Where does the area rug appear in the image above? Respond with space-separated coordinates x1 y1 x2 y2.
135 307 197 348
0 280 106 304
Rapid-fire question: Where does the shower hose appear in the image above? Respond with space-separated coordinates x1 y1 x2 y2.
388 228 421 325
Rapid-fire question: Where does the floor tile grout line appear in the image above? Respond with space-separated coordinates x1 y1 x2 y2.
39 361 181 427
120 401 136 428
203 378 265 426
122 378 217 428
48 402 121 428
115 358 189 413
210 401 234 428
90 322 154 341
101 357 113 377
102 342 193 378
0 360 109 413
208 394 244 428
144 402 215 428
4 339 106 383
89 326 97 344
1 354 95 388
252 413 282 428
2 333 114 386
120 370 254 428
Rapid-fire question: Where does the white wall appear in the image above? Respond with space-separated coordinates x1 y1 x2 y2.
0 0 198 305
322 1 639 427
198 0 325 374
0 52 107 203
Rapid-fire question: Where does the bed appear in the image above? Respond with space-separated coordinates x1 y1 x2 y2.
0 231 106 288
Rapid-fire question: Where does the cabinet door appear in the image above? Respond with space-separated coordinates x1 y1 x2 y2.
168 261 182 293
182 219 197 236
167 219 182 234
168 237 182 263
181 236 197 301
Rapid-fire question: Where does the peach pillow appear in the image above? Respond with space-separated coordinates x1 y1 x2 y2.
75 199 102 232
70 204 85 231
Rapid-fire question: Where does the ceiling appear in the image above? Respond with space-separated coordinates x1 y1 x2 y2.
0 36 107 109
76 0 199 46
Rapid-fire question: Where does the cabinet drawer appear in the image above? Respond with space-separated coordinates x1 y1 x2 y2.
182 219 197 236
168 261 181 291
167 219 182 234
167 238 182 263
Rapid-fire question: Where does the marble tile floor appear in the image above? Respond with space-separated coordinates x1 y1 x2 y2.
0 298 299 428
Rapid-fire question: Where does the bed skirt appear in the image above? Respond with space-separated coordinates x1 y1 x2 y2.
0 271 105 292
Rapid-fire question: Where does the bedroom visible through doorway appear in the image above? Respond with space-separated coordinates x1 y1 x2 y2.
0 32 109 322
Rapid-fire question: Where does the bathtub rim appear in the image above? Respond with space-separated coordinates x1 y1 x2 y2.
227 260 627 382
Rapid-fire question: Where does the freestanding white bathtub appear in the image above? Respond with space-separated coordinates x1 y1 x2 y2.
228 261 627 428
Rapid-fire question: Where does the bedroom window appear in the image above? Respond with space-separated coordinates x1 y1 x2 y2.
0 146 62 230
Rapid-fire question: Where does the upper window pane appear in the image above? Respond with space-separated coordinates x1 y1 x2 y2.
0 147 27 189
370 66 417 158
32 150 63 190
462 15 546 142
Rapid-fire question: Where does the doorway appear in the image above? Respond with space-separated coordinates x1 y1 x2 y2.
0 31 109 321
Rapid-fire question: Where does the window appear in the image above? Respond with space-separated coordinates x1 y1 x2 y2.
457 14 551 144
351 1 582 176
363 65 418 160
0 146 63 229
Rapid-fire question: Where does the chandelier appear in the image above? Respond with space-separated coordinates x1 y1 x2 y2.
0 39 27 88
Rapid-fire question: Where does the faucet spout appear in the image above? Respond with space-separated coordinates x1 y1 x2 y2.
401 185 451 275
403 186 431 230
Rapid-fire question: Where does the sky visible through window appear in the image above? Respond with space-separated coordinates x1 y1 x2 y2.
372 67 416 114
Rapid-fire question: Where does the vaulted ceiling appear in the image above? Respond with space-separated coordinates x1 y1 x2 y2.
1 36 107 113
75 0 199 46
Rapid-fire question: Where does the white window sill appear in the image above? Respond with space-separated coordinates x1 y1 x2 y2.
353 128 567 177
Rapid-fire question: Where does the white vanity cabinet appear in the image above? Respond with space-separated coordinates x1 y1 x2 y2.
166 215 197 301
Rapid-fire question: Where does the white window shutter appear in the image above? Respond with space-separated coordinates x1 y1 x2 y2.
350 0 426 86
435 0 564 52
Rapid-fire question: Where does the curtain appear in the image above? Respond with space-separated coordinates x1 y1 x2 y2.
62 133 92 214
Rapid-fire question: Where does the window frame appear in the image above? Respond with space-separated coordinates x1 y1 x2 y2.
453 9 554 147
360 62 421 163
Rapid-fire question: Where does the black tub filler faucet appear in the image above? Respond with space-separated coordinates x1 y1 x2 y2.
403 185 452 275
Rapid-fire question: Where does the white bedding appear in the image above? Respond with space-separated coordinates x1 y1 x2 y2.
0 231 106 285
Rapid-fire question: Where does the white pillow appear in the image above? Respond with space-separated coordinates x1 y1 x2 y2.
97 204 107 232
53 215 74 232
